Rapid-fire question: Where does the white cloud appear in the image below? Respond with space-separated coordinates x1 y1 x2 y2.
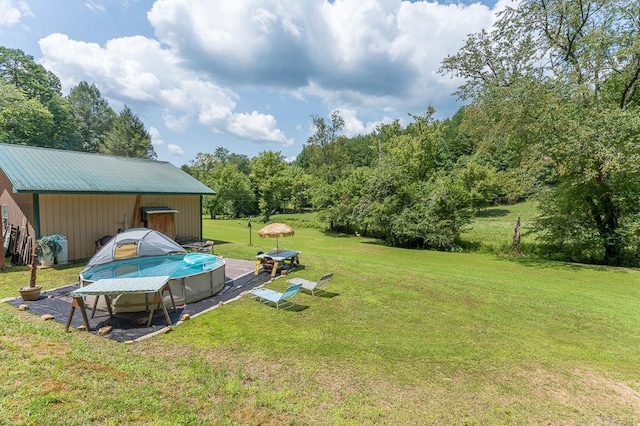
148 0 494 109
338 108 390 137
167 144 184 155
38 32 289 146
84 1 106 13
228 111 294 146
148 126 163 146
0 0 32 26
147 0 500 120
36 0 508 157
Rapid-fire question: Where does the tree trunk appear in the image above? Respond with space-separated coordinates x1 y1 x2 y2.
29 245 38 287
512 216 521 254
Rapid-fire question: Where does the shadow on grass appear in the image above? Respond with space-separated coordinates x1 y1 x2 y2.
456 240 482 251
289 303 310 312
252 302 310 312
475 208 511 218
359 239 387 247
321 230 358 239
46 262 86 271
301 290 339 298
498 254 625 273
209 239 232 246
318 229 392 248
0 260 85 275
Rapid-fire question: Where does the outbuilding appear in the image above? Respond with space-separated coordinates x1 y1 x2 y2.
0 143 215 262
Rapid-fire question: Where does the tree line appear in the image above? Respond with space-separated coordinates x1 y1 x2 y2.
0 47 155 158
3 0 640 267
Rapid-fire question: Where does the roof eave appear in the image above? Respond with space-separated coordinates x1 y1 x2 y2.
12 189 216 195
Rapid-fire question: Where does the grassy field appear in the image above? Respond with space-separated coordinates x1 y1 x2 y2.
460 200 540 252
1 204 639 424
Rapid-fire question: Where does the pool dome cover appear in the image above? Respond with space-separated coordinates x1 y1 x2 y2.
85 228 187 268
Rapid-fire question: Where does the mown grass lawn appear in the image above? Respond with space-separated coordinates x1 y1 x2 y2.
1 205 639 425
460 199 540 252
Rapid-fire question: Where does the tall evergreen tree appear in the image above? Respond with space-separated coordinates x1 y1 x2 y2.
102 105 156 159
67 81 115 152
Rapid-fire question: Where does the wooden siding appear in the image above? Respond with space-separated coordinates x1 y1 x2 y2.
38 194 201 261
0 170 35 236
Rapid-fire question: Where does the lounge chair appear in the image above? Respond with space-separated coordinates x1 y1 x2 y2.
286 273 333 296
250 283 302 310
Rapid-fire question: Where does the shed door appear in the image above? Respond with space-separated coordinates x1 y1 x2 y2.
147 213 176 239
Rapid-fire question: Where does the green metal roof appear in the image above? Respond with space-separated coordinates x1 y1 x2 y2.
0 144 215 195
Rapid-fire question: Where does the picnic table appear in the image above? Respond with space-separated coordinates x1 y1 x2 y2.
254 249 301 278
65 276 175 332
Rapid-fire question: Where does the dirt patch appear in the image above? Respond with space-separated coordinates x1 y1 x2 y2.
517 367 640 422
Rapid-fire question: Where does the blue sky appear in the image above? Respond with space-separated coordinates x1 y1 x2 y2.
0 0 506 166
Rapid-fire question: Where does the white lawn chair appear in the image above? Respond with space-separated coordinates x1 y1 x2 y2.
286 273 334 296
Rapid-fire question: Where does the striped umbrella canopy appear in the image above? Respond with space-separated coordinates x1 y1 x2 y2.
257 223 295 252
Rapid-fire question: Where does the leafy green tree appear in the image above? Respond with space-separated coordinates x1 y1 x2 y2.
280 164 311 212
390 107 448 180
67 81 115 152
187 152 227 218
388 173 474 249
340 134 377 168
315 166 374 234
45 94 83 150
303 111 347 183
394 111 477 247
209 147 252 175
185 152 218 180
0 47 80 149
0 46 61 103
187 149 256 219
202 164 255 219
102 105 156 159
0 81 54 146
532 107 640 264
250 151 291 221
441 0 640 265
453 161 503 209
307 111 344 166
317 111 475 248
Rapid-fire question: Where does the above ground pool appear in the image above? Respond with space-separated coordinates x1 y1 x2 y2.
79 253 226 313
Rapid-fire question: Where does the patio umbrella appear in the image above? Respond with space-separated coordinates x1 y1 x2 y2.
257 223 295 252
